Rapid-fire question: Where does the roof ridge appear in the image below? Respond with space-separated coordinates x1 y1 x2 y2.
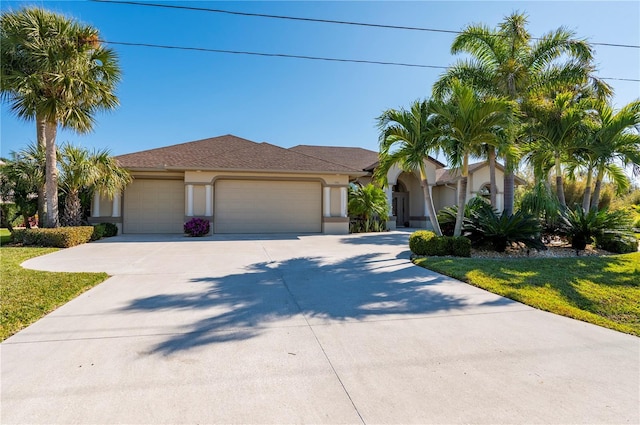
116 134 254 158
286 145 368 172
265 142 364 172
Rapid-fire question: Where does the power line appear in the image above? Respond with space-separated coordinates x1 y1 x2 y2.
101 39 640 82
91 0 640 49
102 40 448 69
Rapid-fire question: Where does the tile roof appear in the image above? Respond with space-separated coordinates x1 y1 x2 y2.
116 135 363 174
289 145 380 171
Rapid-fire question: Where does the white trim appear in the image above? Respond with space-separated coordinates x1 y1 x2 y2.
205 185 213 216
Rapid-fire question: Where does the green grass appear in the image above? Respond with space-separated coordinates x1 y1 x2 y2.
0 228 11 245
415 252 640 336
1 247 108 341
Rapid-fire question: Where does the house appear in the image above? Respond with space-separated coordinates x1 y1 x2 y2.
90 134 519 234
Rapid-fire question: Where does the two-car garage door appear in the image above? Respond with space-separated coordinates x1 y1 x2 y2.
214 180 321 233
123 178 321 234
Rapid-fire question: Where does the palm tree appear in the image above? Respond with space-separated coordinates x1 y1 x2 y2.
524 91 591 208
59 144 131 227
430 80 513 236
583 100 640 210
348 184 389 222
375 100 443 236
0 143 45 229
1 7 121 228
433 12 610 215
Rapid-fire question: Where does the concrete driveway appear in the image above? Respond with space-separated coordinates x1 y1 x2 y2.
2 231 638 424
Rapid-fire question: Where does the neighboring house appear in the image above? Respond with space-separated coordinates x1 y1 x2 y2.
91 134 521 234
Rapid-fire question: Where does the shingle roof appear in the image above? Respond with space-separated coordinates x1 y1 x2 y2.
435 161 525 185
289 145 380 171
116 135 363 174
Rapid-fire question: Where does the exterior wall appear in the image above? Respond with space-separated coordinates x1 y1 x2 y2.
433 185 457 212
330 187 342 217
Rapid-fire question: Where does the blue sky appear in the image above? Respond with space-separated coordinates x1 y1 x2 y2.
1 1 639 163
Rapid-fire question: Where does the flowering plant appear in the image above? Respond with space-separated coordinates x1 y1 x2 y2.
184 218 210 237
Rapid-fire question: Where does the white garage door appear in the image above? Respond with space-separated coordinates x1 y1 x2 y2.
215 180 321 233
123 179 185 233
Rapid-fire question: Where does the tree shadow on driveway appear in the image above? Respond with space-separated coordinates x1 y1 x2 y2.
122 252 513 355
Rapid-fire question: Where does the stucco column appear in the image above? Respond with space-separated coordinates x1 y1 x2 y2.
111 192 121 217
340 187 347 217
187 184 194 217
385 185 393 218
92 192 101 218
323 187 331 217
205 184 213 216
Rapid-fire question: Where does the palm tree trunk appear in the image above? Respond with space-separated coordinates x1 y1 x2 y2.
488 147 497 208
582 166 593 211
420 175 442 236
503 168 515 215
454 177 468 237
44 121 59 228
555 154 566 208
590 167 605 211
454 155 469 237
36 115 47 227
62 190 83 227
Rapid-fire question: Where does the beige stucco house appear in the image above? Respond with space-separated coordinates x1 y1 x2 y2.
90 134 519 234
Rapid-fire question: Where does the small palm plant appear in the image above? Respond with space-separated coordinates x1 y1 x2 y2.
558 206 632 250
348 183 389 233
467 208 545 253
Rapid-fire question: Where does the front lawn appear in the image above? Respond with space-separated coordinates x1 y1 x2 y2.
1 247 108 341
415 252 640 336
1 228 11 245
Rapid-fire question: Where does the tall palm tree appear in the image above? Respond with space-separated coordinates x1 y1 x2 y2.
583 100 640 210
59 144 131 227
430 80 514 236
1 7 121 228
433 12 610 215
375 100 444 236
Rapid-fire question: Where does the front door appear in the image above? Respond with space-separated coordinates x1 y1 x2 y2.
393 192 409 227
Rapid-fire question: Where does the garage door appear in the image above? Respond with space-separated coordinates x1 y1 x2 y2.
215 180 321 233
123 179 185 233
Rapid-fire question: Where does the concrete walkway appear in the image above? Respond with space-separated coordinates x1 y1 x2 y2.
2 231 638 424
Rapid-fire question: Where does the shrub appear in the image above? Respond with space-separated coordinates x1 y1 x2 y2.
409 230 471 257
437 197 493 237
11 226 94 248
450 236 471 257
91 224 106 241
558 207 632 250
184 217 210 237
595 233 638 254
350 217 386 233
467 208 545 252
102 223 118 237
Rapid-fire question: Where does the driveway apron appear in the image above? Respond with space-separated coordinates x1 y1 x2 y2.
2 232 638 424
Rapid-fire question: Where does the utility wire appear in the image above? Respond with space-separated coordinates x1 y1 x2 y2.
101 40 640 82
91 0 640 49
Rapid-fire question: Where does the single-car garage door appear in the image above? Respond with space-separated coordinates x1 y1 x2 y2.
215 180 321 233
124 179 185 233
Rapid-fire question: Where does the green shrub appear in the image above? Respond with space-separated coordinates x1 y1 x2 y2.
409 230 471 257
91 224 106 241
11 227 94 248
409 230 435 255
102 223 118 237
595 233 638 254
450 236 471 257
466 208 545 252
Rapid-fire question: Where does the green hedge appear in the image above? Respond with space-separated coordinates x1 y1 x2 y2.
409 230 471 257
12 227 94 248
596 233 638 254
